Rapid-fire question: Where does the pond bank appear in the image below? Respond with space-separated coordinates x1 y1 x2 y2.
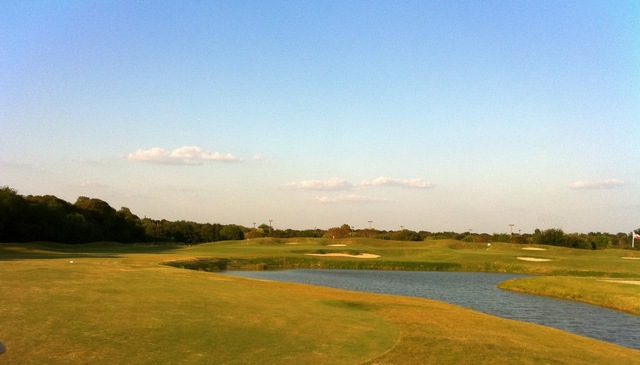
164 255 640 315
223 269 640 350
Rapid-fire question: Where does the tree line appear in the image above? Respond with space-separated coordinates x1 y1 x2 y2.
317 224 637 249
1 187 638 249
0 187 322 244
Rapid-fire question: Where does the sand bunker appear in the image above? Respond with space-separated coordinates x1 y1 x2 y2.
622 257 640 260
522 247 547 251
327 244 347 247
517 257 552 262
284 242 299 245
600 280 640 286
305 253 380 259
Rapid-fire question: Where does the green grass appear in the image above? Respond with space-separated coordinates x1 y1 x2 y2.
1 239 640 364
165 237 640 276
498 276 640 314
0 249 396 364
167 237 640 313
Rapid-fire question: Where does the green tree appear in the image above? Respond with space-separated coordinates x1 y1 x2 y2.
324 224 351 239
74 196 119 241
492 233 511 243
535 228 567 247
566 234 590 249
114 207 145 242
220 224 245 241
258 223 272 236
0 187 28 241
65 212 89 243
25 195 74 242
589 234 611 250
199 223 222 242
244 230 263 239
391 229 421 241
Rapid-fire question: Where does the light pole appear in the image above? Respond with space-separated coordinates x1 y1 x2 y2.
368 220 373 229
509 224 515 235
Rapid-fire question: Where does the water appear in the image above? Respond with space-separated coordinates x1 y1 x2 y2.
224 269 640 350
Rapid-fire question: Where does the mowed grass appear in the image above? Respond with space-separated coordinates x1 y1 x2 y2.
1 247 396 364
1 240 640 364
181 237 640 313
180 237 640 276
498 276 640 315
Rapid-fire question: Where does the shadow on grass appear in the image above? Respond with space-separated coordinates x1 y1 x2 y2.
0 241 184 261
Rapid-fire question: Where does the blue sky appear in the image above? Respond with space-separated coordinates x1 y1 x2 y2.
1 1 638 233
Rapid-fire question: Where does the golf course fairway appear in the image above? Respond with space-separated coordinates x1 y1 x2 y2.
1 239 639 364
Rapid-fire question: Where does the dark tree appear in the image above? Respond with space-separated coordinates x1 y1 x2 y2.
535 229 567 247
391 229 421 241
220 224 245 241
0 187 28 241
324 224 351 239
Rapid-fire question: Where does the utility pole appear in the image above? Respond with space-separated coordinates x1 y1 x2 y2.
509 224 515 235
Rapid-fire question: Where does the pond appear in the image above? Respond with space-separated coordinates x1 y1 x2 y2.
224 269 640 350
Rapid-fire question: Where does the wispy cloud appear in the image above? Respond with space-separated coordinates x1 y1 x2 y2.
359 176 435 189
127 146 239 165
569 179 625 189
285 176 435 191
313 194 393 203
285 177 353 191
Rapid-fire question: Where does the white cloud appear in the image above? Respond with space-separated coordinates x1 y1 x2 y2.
359 176 435 189
569 179 625 189
285 177 353 191
127 146 239 165
285 176 435 191
252 153 265 161
313 194 393 203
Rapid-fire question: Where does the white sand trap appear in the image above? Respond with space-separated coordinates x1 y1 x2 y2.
622 257 640 260
328 244 347 247
305 253 380 259
517 256 552 262
284 242 299 245
522 247 547 251
601 280 640 286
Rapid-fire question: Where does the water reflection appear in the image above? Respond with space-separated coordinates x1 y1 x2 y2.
224 269 640 350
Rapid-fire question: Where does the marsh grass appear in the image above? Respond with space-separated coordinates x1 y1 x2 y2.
2 239 640 364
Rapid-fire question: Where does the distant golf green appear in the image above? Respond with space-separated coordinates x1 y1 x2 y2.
1 238 639 364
